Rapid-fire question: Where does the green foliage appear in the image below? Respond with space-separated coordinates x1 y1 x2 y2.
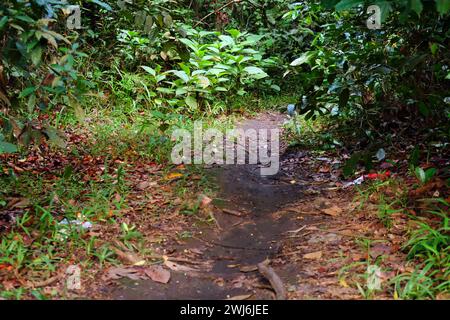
0 0 94 150
122 27 275 115
393 202 450 299
324 0 450 16
414 167 437 184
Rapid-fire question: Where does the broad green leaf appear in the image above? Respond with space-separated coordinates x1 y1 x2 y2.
44 127 66 148
196 75 210 88
155 74 166 83
172 70 190 83
368 1 392 22
31 46 42 66
290 52 314 66
179 38 197 51
270 84 281 91
176 88 188 96
141 66 156 76
89 0 112 11
27 93 36 113
156 87 174 94
19 86 37 98
335 0 363 11
226 29 241 38
321 0 340 9
214 87 228 92
425 168 437 181
0 16 8 31
218 35 234 48
415 167 426 183
185 96 198 109
435 0 450 15
15 15 35 23
243 66 268 79
410 0 423 16
44 30 70 45
42 33 58 48
0 141 18 154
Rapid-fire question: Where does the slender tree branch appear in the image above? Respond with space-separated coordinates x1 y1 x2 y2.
193 0 240 28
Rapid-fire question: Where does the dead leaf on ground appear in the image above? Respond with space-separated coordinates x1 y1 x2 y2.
7 198 31 209
303 251 323 260
144 265 171 284
370 243 392 259
165 172 183 181
105 267 144 281
136 181 157 190
199 195 212 208
321 205 342 216
111 246 145 265
163 255 198 273
104 266 171 284
239 265 258 273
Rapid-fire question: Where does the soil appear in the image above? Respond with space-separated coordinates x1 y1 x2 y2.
105 112 381 300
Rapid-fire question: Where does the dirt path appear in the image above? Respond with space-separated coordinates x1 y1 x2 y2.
107 112 371 300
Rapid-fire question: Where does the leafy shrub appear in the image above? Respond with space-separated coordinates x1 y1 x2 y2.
134 27 277 114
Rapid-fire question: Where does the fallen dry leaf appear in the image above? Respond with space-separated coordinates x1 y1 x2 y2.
111 246 145 265
163 255 197 273
7 198 31 209
165 172 183 180
370 243 392 259
144 265 171 284
321 205 342 216
105 267 144 281
136 181 156 190
199 195 212 208
303 251 323 260
239 265 258 273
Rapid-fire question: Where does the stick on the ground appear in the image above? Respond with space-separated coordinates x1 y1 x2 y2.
257 261 286 300
222 208 244 217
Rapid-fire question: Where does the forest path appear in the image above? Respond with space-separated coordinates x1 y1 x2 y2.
108 112 361 300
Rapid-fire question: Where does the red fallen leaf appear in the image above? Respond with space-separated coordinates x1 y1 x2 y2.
0 264 13 271
317 266 328 273
365 171 391 180
366 173 379 180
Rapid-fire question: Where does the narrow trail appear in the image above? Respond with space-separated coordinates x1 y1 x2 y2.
108 112 360 300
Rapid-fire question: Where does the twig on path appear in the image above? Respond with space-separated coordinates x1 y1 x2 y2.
257 260 287 300
285 225 307 234
26 272 63 288
284 231 314 240
209 211 222 230
222 208 245 217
